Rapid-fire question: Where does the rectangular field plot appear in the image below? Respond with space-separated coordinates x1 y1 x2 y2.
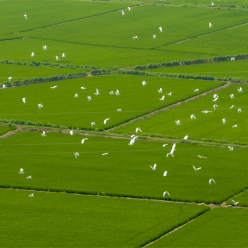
149 208 248 248
146 60 248 80
1 132 248 203
13 6 248 49
0 75 223 129
115 85 248 144
0 1 132 35
0 189 209 247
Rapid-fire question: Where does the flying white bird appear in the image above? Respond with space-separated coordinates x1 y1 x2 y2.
209 179 216 184
74 152 79 158
160 95 165 101
150 164 157 170
28 193 34 197
163 191 170 197
8 77 12 81
31 52 34 57
115 90 120 95
128 135 138 145
237 87 242 93
222 118 226 124
81 87 86 89
232 124 237 128
158 88 163 93
162 144 168 147
109 91 114 95
94 89 100 95
56 56 60 61
104 118 110 124
231 57 235 61
163 171 167 176
75 94 78 98
167 143 176 157
128 7 131 11
136 127 142 133
22 98 26 103
43 45 47 50
117 109 121 112
91 122 95 127
87 96 91 101
50 86 57 89
228 146 233 151
194 88 199 92
167 92 172 96
230 105 234 109
159 27 162 32
193 166 201 171
62 53 65 58
190 114 196 120
26 176 32 179
175 120 180 125
213 104 218 110
122 10 125 15
24 14 27 19
19 168 24 174
41 131 46 137
133 36 138 39
209 22 212 28
212 97 218 102
81 138 88 144
211 2 214 6
201 110 212 113
184 135 188 140
198 155 207 159
102 153 108 155
142 81 146 86
2 85 6 89
230 94 235 99
70 130 73 135
153 35 156 39
232 200 239 205
38 104 43 109
238 108 241 113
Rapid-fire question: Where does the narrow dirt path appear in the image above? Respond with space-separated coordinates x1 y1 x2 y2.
109 82 231 131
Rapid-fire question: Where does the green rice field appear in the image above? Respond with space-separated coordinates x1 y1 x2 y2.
0 126 15 135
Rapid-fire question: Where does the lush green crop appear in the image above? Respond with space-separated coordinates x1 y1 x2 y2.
0 126 15 135
149 208 248 247
0 74 223 129
115 85 248 144
226 189 248 206
0 188 209 247
0 132 248 203
146 59 248 80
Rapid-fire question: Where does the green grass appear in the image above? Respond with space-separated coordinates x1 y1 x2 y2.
1 132 248 203
145 60 248 80
115 85 248 144
226 189 248 206
0 63 87 84
149 208 248 247
0 126 15 135
0 0 133 36
0 188 209 247
0 74 223 129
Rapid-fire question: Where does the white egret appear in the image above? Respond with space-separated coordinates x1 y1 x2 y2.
194 88 199 92
122 10 125 15
193 166 201 171
209 22 212 28
230 105 234 109
231 57 235 61
230 94 235 99
198 155 207 159
184 135 188 140
117 109 121 111
237 87 242 93
94 89 100 95
2 85 6 89
109 91 114 95
211 2 214 6
38 104 43 109
24 14 27 19
238 108 241 113
232 124 237 128
102 153 108 155
163 191 170 197
228 146 233 151
56 56 60 61
62 53 65 58
91 122 95 127
26 176 32 179
159 27 162 32
8 77 12 81
167 92 172 96
167 143 176 157
104 118 110 124
232 200 239 205
212 97 218 102
201 110 212 113
142 81 146 86
158 88 163 93
160 95 165 101
31 52 34 57
22 98 26 103
70 130 73 135
150 164 157 170
81 138 88 144
50 86 57 89
163 171 167 176
115 90 120 95
133 36 138 39
153 35 156 39
128 7 131 11
19 168 24 174
87 96 91 101
222 118 226 124
209 179 216 184
190 114 196 119
175 120 180 125
213 104 218 110
136 127 142 133
43 45 47 50
81 87 86 89
74 152 79 158
41 131 46 137
28 193 34 197
162 144 168 147
75 94 78 98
